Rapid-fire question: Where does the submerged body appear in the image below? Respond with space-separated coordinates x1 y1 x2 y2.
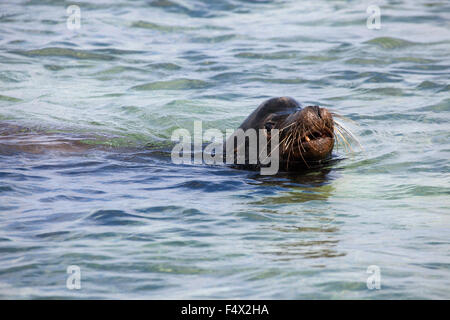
0 97 337 173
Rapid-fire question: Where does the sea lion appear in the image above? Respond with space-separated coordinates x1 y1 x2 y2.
0 97 343 174
226 97 335 172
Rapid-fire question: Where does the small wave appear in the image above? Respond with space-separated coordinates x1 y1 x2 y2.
417 81 450 92
413 98 450 113
12 47 115 61
146 62 182 70
191 34 237 43
234 51 299 60
173 179 245 192
90 66 146 76
131 79 211 90
39 195 93 203
0 185 14 193
359 87 406 96
35 231 71 240
131 20 192 32
248 77 308 84
0 95 22 103
211 72 244 81
87 209 146 226
344 58 387 65
364 37 417 49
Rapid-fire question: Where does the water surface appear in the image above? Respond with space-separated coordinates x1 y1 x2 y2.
0 0 449 299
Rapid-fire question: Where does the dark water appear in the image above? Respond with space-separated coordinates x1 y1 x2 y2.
0 0 449 299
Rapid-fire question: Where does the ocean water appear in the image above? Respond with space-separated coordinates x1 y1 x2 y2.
0 0 449 299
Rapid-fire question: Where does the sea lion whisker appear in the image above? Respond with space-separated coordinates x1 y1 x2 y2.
334 126 352 153
299 123 308 153
333 120 357 141
334 121 361 151
286 128 300 169
279 121 297 132
296 131 310 167
258 130 292 164
334 129 345 152
333 125 347 150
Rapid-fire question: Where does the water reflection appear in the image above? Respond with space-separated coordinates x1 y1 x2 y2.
249 167 336 203
247 168 346 261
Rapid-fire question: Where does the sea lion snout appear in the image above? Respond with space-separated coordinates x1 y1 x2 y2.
294 106 333 128
277 105 335 163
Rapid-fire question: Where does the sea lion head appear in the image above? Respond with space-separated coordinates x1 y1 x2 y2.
237 97 335 168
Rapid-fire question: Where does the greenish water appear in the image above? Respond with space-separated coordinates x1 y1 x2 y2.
0 0 449 299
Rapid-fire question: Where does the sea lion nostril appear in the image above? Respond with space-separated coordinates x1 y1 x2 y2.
307 106 321 119
314 106 322 119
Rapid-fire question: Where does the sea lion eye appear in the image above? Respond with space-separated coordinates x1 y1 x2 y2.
265 121 275 131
